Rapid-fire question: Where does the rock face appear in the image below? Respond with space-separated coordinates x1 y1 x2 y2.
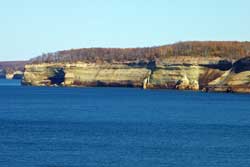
207 57 250 93
23 63 151 87
22 56 250 93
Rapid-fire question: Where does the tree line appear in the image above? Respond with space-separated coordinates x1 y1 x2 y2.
0 61 28 73
30 41 250 64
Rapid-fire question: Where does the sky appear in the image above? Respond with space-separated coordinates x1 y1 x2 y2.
0 0 250 61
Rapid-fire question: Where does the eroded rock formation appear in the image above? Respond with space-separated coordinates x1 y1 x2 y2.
21 56 250 93
21 41 250 93
6 71 24 80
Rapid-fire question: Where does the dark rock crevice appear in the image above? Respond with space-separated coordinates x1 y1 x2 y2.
233 57 250 73
48 68 65 85
201 60 233 71
12 73 23 79
127 60 156 70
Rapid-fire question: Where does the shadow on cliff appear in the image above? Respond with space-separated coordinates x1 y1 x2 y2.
49 68 65 85
233 57 250 73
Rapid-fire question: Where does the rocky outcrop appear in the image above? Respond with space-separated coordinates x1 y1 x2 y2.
22 56 250 93
207 57 250 93
6 71 24 80
23 63 151 87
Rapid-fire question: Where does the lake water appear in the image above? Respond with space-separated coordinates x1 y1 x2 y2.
0 79 250 167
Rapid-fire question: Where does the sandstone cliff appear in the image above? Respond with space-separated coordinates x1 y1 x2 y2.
22 63 151 87
22 56 250 93
22 42 250 93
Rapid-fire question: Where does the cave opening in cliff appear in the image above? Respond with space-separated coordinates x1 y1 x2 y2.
49 68 65 86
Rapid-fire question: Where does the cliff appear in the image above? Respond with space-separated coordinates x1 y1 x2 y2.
22 56 250 93
23 63 151 87
22 41 250 93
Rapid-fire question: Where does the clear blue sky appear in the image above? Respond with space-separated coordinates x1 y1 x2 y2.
1 0 249 61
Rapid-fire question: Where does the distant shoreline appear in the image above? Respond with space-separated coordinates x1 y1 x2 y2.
1 41 250 93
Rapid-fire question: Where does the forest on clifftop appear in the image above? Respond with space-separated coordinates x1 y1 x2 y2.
30 41 250 64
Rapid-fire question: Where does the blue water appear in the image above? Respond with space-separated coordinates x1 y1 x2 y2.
0 79 250 167
0 79 21 86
